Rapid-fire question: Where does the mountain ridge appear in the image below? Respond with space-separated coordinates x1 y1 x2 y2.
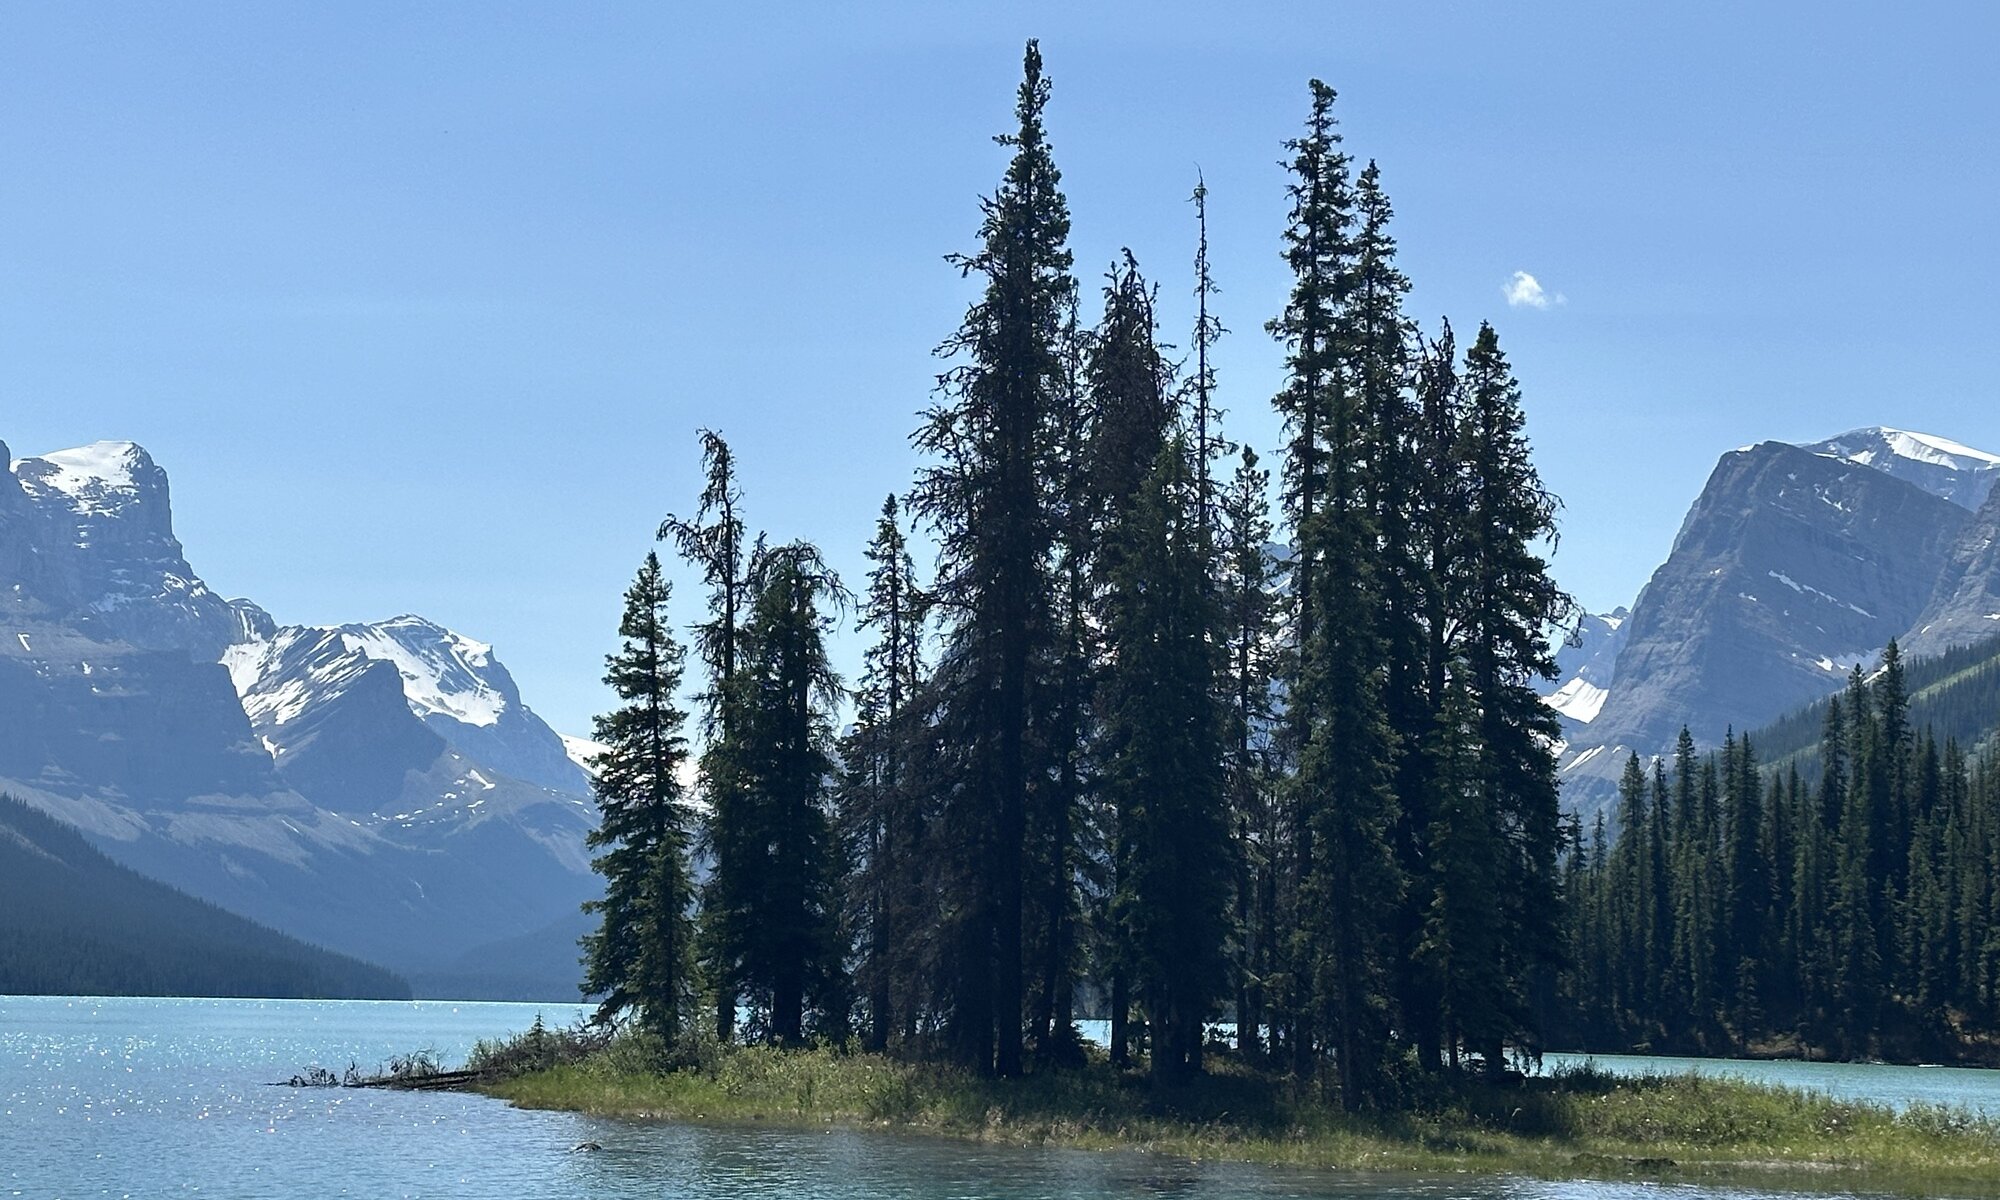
0 435 598 999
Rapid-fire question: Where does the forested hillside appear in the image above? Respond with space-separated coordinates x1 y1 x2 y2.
0 795 410 999
1754 632 2000 772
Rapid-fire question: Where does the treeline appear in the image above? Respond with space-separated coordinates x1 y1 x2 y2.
580 42 1573 1106
0 793 411 1000
1557 643 2000 1060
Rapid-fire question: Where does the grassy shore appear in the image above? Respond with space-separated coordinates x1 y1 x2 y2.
476 1034 2000 1195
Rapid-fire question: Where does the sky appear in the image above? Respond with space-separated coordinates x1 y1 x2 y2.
4 2 1997 736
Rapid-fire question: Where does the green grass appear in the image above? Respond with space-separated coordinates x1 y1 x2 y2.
480 1039 2000 1195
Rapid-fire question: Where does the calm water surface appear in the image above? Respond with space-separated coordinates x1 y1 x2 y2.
0 996 1979 1199
1543 1051 2000 1118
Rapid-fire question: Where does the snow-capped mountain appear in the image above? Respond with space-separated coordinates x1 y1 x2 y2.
0 437 596 998
1557 428 1999 817
226 615 588 797
1801 427 2000 511
4 440 258 659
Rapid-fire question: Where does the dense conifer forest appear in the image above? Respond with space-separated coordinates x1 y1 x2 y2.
1556 638 2000 1062
577 42 1573 1107
0 794 411 999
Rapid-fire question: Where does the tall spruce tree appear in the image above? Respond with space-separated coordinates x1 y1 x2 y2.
1083 250 1176 1068
1218 447 1279 1061
1270 79 1402 1105
581 553 696 1041
1450 320 1572 1071
836 496 929 1052
1102 439 1231 1083
1721 732 1768 1042
659 430 752 1043
705 543 847 1045
1608 753 1652 1032
910 40 1075 1077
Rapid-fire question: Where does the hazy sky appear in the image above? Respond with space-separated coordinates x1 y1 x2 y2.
5 2 1996 735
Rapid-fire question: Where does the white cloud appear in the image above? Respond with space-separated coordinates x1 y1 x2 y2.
1503 271 1565 309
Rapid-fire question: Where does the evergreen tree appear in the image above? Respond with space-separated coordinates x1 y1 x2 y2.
1608 753 1652 1033
910 39 1075 1077
1646 759 1675 1026
581 553 696 1042
1270 80 1402 1105
1102 440 1231 1083
1720 733 1767 1042
1831 669 1882 1050
1405 322 1464 1063
659 429 753 1043
836 496 930 1052
705 543 847 1045
1449 321 1572 1071
1083 250 1176 1068
1218 448 1279 1061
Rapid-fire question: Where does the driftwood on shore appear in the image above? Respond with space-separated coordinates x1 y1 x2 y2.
351 1067 495 1091
276 1048 495 1092
274 1065 496 1090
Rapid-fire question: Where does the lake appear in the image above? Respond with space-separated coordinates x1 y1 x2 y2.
1542 1051 2000 1119
1 995 1989 1199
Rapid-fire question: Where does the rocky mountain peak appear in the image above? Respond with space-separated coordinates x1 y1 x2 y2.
1798 426 2000 511
4 441 247 660
1558 437 1975 816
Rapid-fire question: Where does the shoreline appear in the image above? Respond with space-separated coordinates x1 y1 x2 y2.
473 1044 2000 1197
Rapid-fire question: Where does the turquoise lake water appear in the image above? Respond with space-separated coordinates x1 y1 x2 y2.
3 995 1994 1199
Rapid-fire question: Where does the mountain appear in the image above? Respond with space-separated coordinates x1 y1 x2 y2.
0 792 410 999
0 437 598 999
1540 607 1627 744
0 441 272 666
1800 426 2000 512
1558 438 1974 814
1904 483 2000 660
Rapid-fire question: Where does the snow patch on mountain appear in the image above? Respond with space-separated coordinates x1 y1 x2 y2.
1853 429 1999 470
561 734 607 778
225 627 386 729
1548 677 1610 725
1766 570 1875 618
1539 607 1628 735
337 617 507 728
220 614 587 796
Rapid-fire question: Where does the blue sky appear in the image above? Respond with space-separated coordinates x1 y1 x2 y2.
4 2 1996 735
